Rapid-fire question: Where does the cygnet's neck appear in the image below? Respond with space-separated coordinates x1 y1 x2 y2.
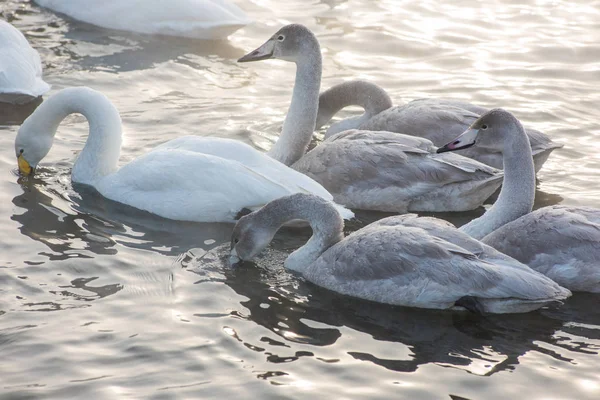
257 194 344 272
316 80 393 133
461 117 536 239
24 87 122 186
267 41 322 166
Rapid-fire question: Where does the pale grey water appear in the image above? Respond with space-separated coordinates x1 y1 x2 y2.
1 0 599 399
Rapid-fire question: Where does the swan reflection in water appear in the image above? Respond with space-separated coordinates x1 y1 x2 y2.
10 173 232 312
12 172 234 260
0 97 43 125
181 238 599 379
38 13 248 73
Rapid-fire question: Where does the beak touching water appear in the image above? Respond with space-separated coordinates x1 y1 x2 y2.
436 128 479 154
17 154 33 175
229 247 242 267
238 39 275 63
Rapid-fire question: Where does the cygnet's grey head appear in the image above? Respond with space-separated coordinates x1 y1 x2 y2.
229 212 277 266
437 108 522 153
238 24 319 63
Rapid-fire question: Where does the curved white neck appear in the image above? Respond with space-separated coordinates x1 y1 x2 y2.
316 80 393 131
256 194 344 272
461 118 536 239
23 87 122 186
268 44 322 166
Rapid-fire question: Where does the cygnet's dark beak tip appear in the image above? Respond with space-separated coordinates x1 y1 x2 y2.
436 145 450 154
229 252 245 268
237 49 274 63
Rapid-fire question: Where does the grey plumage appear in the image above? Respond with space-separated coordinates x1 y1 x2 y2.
231 193 571 313
316 80 562 171
483 206 600 293
292 129 503 213
240 24 504 213
315 80 393 130
439 109 600 293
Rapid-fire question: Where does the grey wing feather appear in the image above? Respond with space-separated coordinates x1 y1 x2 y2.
483 206 600 264
294 130 499 197
326 129 435 152
292 130 502 212
482 206 600 292
359 102 477 146
367 214 520 265
410 98 490 115
306 224 567 305
357 100 562 170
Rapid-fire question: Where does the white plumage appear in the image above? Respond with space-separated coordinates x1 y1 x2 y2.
34 0 250 40
14 87 353 223
0 20 50 104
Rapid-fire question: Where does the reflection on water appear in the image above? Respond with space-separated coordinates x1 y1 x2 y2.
1 0 600 398
0 97 42 125
60 22 246 73
23 276 124 312
183 249 598 380
12 174 118 259
12 172 234 260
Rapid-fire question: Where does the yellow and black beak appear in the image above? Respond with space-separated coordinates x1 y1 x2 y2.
17 153 33 176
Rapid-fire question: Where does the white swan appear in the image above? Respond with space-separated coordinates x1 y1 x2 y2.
437 108 600 293
230 193 571 313
316 80 562 172
238 24 503 213
33 0 250 40
0 20 50 104
14 87 354 223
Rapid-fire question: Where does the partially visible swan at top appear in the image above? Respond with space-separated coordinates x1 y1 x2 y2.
0 20 50 104
33 0 250 40
437 109 600 292
237 24 503 213
230 193 571 313
14 87 353 223
316 80 562 172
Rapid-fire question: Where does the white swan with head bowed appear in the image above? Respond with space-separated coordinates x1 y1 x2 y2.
316 80 562 172
438 109 600 293
14 87 353 223
230 193 571 313
238 24 503 213
33 0 250 40
0 20 50 104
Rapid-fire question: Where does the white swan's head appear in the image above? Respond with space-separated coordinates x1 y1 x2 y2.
437 108 523 154
238 24 319 63
229 212 276 266
15 117 54 176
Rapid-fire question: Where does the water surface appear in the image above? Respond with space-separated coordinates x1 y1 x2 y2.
1 0 599 398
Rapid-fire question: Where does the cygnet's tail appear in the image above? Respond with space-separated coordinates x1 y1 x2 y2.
332 202 355 220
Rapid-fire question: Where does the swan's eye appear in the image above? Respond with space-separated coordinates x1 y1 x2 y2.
234 238 239 244
19 149 24 154
481 124 488 130
277 35 285 42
